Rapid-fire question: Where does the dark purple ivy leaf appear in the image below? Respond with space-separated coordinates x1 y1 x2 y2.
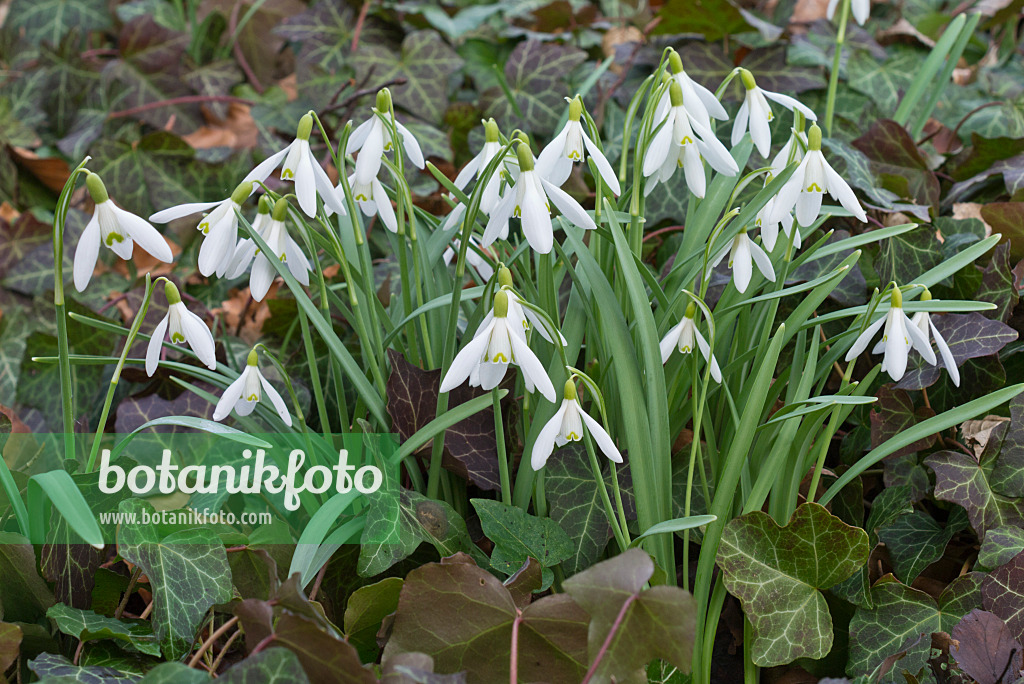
950 609 1023 684
982 551 1024 645
977 243 1020 323
870 386 936 459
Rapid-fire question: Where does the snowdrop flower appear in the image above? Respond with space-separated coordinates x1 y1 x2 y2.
150 180 255 278
477 267 566 346
731 69 817 158
442 236 494 281
844 287 937 382
653 50 729 134
347 172 398 233
909 289 959 386
643 81 738 199
346 89 425 190
768 124 867 227
213 349 292 426
532 379 622 470
537 96 620 195
660 302 722 382
242 113 346 218
452 119 507 215
711 227 776 294
828 0 870 25
483 142 597 254
756 196 799 252
146 280 217 376
224 195 273 280
244 198 312 302
440 291 556 402
74 172 173 292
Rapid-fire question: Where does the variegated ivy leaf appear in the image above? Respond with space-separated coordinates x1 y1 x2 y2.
350 30 463 126
717 503 869 666
482 40 586 139
847 573 983 682
981 550 1024 641
926 452 1024 542
4 0 111 47
877 508 968 585
978 525 1024 570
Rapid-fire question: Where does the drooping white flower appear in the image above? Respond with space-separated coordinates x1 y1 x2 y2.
346 89 425 190
532 379 622 470
768 124 867 228
150 180 256 278
213 349 292 426
536 95 620 195
660 302 722 382
74 173 173 292
242 113 347 218
476 267 567 346
451 119 508 216
828 0 870 25
483 141 597 254
442 236 495 281
652 49 729 134
756 195 799 252
710 227 776 294
146 280 217 376
439 290 557 402
731 68 817 158
244 198 312 302
908 288 959 386
347 172 398 233
844 287 937 382
643 81 739 199
224 195 273 280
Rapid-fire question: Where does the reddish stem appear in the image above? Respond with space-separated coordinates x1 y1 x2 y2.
580 594 638 684
229 0 264 93
509 611 522 684
352 0 372 53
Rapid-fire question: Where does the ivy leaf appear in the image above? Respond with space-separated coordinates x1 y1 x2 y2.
116 498 233 659
791 229 867 305
717 503 868 666
875 230 943 288
846 46 920 115
545 443 635 575
138 662 219 683
0 531 56 623
950 609 1023 684
263 614 372 684
877 509 968 584
562 549 697 680
350 30 462 126
977 243 1021 322
882 454 930 504
27 652 136 684
47 604 161 657
383 552 590 682
385 350 500 491
181 60 242 119
852 119 939 213
482 40 586 137
358 488 484 577
870 387 936 459
982 550 1024 642
0 622 21 673
979 525 1024 570
980 203 1024 261
275 0 389 74
344 578 403 663
651 0 750 41
925 448 1024 541
896 313 1019 391
847 573 983 682
4 0 111 47
472 498 573 588
822 139 927 219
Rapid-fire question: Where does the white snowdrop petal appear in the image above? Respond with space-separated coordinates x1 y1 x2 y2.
73 214 101 292
845 316 886 361
214 372 247 421
531 403 568 470
145 316 169 376
149 201 220 223
259 373 292 426
542 178 597 231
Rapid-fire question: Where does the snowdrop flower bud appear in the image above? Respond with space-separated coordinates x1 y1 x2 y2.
145 280 217 376
731 68 817 158
531 379 622 470
241 112 346 218
483 139 597 254
660 302 722 382
710 226 776 294
844 286 937 382
909 288 959 386
213 349 292 425
74 172 173 292
768 124 867 227
536 95 620 194
440 290 557 402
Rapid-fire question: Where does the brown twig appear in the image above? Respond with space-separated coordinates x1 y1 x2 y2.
229 0 264 94
188 616 240 668
307 562 329 602
107 95 255 120
351 0 373 53
322 77 409 115
208 628 242 673
113 567 143 620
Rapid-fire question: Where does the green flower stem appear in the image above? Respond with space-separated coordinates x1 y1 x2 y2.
493 388 511 506
53 158 91 462
297 305 334 435
806 360 856 504
824 0 852 135
255 345 324 483
584 431 628 553
86 275 155 473
608 462 631 547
